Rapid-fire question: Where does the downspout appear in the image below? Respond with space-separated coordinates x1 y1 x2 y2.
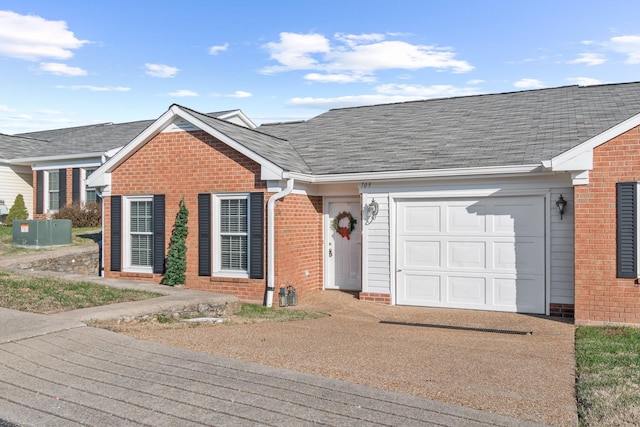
265 178 295 307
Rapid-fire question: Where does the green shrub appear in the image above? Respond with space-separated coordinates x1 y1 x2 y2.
6 194 28 226
53 202 102 228
163 198 188 286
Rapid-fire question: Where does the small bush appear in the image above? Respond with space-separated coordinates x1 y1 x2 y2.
53 202 102 228
6 194 28 226
163 198 188 286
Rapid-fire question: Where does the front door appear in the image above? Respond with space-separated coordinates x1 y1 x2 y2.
326 199 361 290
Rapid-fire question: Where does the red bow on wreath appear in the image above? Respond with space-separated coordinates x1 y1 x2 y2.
339 226 350 240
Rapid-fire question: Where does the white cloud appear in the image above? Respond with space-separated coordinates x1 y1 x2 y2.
513 78 544 89
208 43 228 55
304 73 375 83
570 53 606 66
0 105 15 112
261 32 473 82
608 35 640 64
210 90 252 98
0 10 88 61
57 85 131 92
567 77 604 86
168 89 198 97
467 79 485 85
287 83 480 109
40 62 88 76
145 63 179 78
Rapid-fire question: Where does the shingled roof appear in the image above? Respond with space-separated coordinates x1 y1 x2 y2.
258 82 640 175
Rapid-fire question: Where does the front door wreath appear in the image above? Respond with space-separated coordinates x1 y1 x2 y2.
333 211 357 240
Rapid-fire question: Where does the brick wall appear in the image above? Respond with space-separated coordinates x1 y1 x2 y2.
575 124 640 325
106 129 323 305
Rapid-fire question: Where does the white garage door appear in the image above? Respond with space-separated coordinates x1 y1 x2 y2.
396 196 545 314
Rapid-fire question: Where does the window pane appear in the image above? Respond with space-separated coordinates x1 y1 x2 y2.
49 192 59 211
131 234 152 266
86 188 97 204
220 199 247 233
221 235 247 270
48 171 59 210
130 201 152 232
49 171 59 191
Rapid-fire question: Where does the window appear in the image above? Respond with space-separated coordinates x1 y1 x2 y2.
85 168 98 204
48 171 60 211
216 195 249 275
122 196 154 272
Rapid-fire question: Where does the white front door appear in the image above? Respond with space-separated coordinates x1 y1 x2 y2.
396 196 546 313
326 199 361 290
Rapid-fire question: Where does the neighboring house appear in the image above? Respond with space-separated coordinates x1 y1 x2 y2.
9 110 254 218
87 82 640 326
0 133 44 221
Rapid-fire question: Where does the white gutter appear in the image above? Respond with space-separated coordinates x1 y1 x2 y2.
265 178 294 307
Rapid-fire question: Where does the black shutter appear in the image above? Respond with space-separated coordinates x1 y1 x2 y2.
110 196 122 272
36 170 44 214
249 192 264 279
153 195 166 274
198 194 211 276
58 169 67 208
617 182 637 278
72 168 81 203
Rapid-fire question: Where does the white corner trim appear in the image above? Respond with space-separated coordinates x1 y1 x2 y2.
571 170 589 185
550 112 640 171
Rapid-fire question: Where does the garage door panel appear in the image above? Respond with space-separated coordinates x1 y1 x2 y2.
447 276 486 305
396 196 546 314
400 205 441 233
448 204 486 233
398 273 441 304
401 240 440 268
448 241 486 269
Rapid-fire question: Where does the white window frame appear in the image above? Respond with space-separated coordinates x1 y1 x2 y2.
213 193 250 278
45 170 60 213
83 167 98 204
123 195 154 273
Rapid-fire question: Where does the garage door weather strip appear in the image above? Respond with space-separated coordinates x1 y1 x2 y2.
379 320 533 335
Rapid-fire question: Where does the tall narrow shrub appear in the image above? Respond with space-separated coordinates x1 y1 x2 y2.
6 194 28 226
163 198 188 286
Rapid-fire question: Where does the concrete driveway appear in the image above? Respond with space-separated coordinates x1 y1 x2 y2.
0 305 546 427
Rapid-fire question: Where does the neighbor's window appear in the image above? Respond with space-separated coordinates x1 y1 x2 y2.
48 170 60 211
216 195 249 274
129 198 153 268
85 167 98 203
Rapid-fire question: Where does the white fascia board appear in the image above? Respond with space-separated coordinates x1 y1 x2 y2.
173 107 284 179
550 112 640 171
31 157 103 171
11 151 105 166
284 164 545 184
105 146 124 158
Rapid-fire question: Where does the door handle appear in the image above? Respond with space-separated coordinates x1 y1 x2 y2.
329 249 333 257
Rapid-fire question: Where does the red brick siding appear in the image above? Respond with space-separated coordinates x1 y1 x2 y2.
575 124 640 325
105 130 323 305
359 292 391 304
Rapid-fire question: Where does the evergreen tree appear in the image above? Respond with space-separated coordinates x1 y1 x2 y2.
6 194 28 226
163 198 188 286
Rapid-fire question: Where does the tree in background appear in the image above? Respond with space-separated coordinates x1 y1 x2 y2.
163 198 188 286
6 194 28 226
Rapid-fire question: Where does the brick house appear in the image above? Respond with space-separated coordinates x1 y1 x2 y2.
87 82 640 325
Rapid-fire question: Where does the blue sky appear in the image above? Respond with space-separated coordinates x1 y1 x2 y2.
1 0 640 133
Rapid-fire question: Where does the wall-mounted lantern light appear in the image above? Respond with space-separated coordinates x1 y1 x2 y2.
366 198 379 224
556 194 568 220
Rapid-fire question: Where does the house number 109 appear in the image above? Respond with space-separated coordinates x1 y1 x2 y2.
360 182 371 189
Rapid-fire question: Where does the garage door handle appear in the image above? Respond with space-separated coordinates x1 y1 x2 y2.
397 269 402 272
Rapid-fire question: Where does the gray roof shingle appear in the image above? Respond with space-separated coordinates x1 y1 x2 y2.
0 133 49 160
259 82 640 174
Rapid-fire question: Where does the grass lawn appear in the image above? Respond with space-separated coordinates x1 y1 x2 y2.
0 271 162 314
575 326 640 426
0 225 101 257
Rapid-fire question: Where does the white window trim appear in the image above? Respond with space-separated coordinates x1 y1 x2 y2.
82 167 98 204
44 170 59 213
213 193 250 278
123 195 154 274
